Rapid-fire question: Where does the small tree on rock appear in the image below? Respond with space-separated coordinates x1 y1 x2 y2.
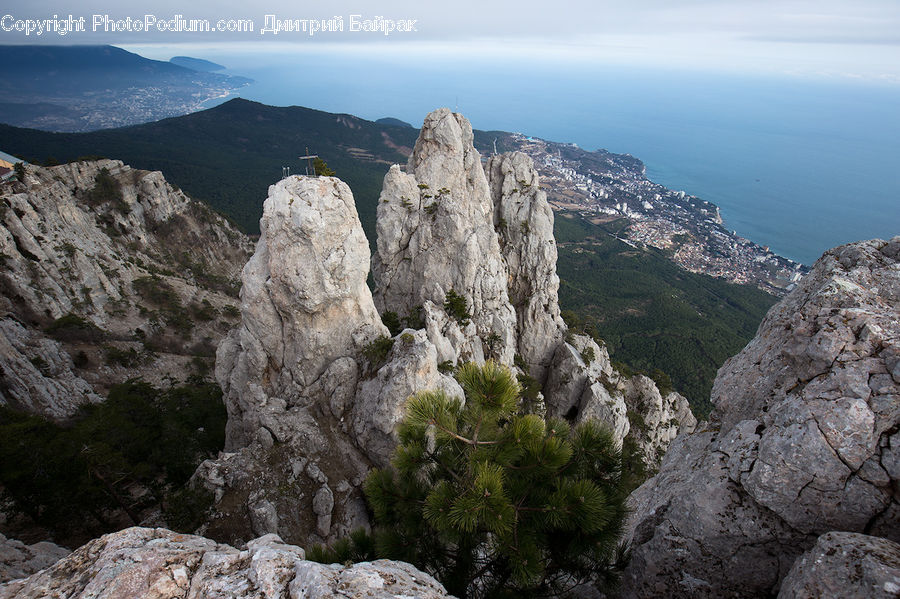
364 361 628 598
313 157 335 177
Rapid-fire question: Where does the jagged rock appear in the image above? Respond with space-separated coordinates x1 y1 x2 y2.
193 440 370 548
486 151 565 380
0 527 450 598
543 335 695 467
777 531 900 599
372 108 517 365
249 499 279 537
0 533 69 584
623 237 900 598
351 328 463 467
204 176 393 546
0 316 101 419
216 175 387 449
621 375 697 466
0 160 251 413
544 335 613 419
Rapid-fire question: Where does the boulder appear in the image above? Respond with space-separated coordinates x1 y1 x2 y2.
0 527 450 599
351 328 463 467
623 237 900 597
205 175 386 546
0 533 69 584
778 531 900 599
216 175 387 449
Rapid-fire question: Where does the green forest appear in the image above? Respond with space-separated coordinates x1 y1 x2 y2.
554 213 776 416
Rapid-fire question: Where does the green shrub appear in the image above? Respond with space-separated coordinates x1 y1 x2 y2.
86 168 128 214
0 379 226 539
381 311 402 336
403 306 425 330
163 485 215 533
443 289 470 325
581 345 596 364
363 361 628 598
103 345 143 368
308 528 377 565
362 336 394 372
313 157 335 176
45 313 105 342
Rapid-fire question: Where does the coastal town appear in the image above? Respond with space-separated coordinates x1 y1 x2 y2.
497 133 807 295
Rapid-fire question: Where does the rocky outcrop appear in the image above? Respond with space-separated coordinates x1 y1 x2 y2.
486 151 566 380
203 176 388 546
621 374 697 466
370 111 693 471
203 111 697 548
0 316 100 419
0 533 69 584
623 237 900 598
351 328 463 467
216 175 387 449
777 532 900 599
543 334 695 467
0 160 252 417
372 108 517 366
0 527 450 598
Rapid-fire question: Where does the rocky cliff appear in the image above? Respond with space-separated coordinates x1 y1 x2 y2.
486 151 566 381
372 108 518 366
200 109 695 548
0 527 450 598
0 160 252 419
622 237 900 597
216 176 387 450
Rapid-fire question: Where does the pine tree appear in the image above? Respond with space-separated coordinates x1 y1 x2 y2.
313 157 335 176
364 361 629 598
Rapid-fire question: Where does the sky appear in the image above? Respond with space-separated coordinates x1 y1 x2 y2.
3 1 900 82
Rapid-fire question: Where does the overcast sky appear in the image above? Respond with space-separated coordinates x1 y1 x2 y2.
4 0 900 81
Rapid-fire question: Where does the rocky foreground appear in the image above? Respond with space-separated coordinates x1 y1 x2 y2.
0 527 450 599
623 237 900 597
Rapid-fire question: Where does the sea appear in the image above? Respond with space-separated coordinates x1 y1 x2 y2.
132 44 900 266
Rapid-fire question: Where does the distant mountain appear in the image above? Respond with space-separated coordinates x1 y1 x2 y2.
376 117 414 128
0 45 251 131
169 56 226 72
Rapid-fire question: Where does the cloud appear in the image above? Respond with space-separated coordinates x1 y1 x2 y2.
4 0 900 80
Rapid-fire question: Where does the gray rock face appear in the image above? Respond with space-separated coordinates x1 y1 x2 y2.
0 159 252 417
486 151 565 381
206 176 387 546
351 328 463 467
0 316 100 419
0 533 69 584
372 108 517 365
621 375 697 466
777 532 900 599
543 335 696 468
623 237 900 598
216 175 387 449
0 527 450 599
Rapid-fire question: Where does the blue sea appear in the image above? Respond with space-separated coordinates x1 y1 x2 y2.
135 44 900 265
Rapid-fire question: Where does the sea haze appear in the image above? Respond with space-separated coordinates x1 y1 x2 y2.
134 45 900 265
